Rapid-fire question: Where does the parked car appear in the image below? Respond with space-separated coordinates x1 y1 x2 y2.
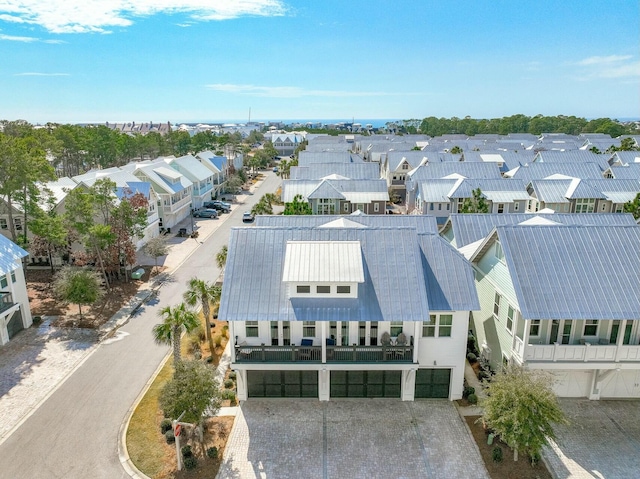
273 167 279 173
193 209 218 218
242 211 255 223
203 201 230 213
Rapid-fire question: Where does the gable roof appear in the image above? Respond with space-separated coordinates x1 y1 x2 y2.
0 235 28 275
255 214 439 234
290 162 380 180
483 226 640 320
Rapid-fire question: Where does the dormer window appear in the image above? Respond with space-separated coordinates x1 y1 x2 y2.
297 285 310 294
337 286 350 294
317 285 330 294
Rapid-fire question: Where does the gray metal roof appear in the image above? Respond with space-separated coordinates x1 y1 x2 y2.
418 235 480 311
0 235 28 275
445 213 638 247
282 179 388 203
509 162 605 181
255 214 439 234
298 151 364 165
290 162 380 180
528 180 573 203
219 227 430 322
534 151 609 169
496 225 640 320
417 179 458 202
409 162 502 181
449 179 529 199
607 164 640 180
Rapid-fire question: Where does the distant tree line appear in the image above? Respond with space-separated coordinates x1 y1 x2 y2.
412 115 637 137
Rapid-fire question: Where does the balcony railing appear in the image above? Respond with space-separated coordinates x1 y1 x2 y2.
522 342 640 363
234 344 414 363
0 292 15 314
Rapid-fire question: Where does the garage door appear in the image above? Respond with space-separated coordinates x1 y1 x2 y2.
6 310 23 340
330 370 401 398
415 369 451 398
247 370 318 398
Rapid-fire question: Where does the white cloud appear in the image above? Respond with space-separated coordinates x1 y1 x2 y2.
0 0 286 34
14 72 70 76
205 83 412 98
574 54 640 79
576 55 632 66
0 32 37 41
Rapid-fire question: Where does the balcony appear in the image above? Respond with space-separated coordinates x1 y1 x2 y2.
520 342 640 363
0 292 15 314
235 344 414 364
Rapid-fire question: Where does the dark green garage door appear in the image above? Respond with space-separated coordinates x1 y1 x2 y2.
330 370 401 398
247 370 318 398
415 369 451 398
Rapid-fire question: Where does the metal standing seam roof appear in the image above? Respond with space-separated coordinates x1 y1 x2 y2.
496 225 640 320
510 162 605 181
418 234 480 312
417 180 458 202
528 180 573 203
282 241 365 283
0 235 28 276
290 162 381 180
170 155 215 182
254 214 439 234
409 162 502 181
446 213 638 248
219 227 430 322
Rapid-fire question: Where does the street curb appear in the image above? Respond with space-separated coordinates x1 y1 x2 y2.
118 348 172 479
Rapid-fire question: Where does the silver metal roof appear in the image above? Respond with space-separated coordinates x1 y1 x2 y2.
282 241 364 283
290 163 380 180
496 225 640 320
0 235 28 276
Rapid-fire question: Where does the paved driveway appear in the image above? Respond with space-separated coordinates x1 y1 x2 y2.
217 399 489 479
544 399 640 479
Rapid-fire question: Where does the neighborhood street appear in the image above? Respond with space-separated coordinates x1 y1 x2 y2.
0 171 280 479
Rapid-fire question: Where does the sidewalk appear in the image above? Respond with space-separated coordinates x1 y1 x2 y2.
0 177 265 445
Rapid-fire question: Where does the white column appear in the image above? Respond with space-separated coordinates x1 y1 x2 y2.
319 369 330 401
229 321 237 363
402 369 416 401
615 320 626 362
321 321 327 363
236 370 248 401
413 321 421 363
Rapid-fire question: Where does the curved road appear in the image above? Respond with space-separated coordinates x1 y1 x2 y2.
0 172 281 479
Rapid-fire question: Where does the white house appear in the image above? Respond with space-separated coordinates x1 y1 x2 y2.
0 236 31 346
468 224 640 399
219 215 479 401
168 155 215 209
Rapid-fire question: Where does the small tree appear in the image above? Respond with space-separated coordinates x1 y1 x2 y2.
52 266 104 318
153 303 200 369
144 236 169 274
159 360 222 453
460 188 489 213
283 194 312 215
251 195 274 215
481 364 568 462
450 145 463 154
624 192 640 220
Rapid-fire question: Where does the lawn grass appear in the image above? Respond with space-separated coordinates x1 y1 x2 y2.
126 357 174 478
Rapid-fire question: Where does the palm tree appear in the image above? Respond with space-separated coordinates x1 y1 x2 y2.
183 278 221 358
152 303 200 369
215 245 227 271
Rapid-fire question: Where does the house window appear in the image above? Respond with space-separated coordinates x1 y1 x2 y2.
336 285 350 294
0 219 7 230
438 203 442 210
390 321 403 337
402 163 409 170
316 285 330 294
343 203 349 212
303 321 316 337
422 315 436 337
297 285 310 294
14 218 22 231
575 198 595 213
497 203 505 214
439 315 453 337
10 271 15 283
506 306 514 333
530 320 541 336
317 198 335 215
246 321 259 337
514 202 519 211
493 293 501 317
429 203 434 211
584 320 598 336
374 203 380 213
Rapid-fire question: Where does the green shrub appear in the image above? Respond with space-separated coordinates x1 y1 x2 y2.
467 393 478 405
224 379 234 389
193 350 202 360
462 386 475 399
221 389 237 405
228 371 236 380
181 445 193 458
165 430 175 444
492 446 503 463
206 446 218 459
183 456 198 470
478 370 490 381
466 352 477 363
529 451 541 466
160 418 172 434
33 316 42 324
194 324 206 342
214 335 223 348
188 335 201 354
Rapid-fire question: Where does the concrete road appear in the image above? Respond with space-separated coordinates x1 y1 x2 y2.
0 171 281 479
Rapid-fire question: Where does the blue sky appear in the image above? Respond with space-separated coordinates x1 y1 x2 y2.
0 0 638 124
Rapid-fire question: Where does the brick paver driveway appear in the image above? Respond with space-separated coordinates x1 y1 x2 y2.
544 399 640 479
217 399 489 479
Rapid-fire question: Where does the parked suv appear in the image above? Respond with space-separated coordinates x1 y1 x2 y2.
192 208 218 218
203 201 231 213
